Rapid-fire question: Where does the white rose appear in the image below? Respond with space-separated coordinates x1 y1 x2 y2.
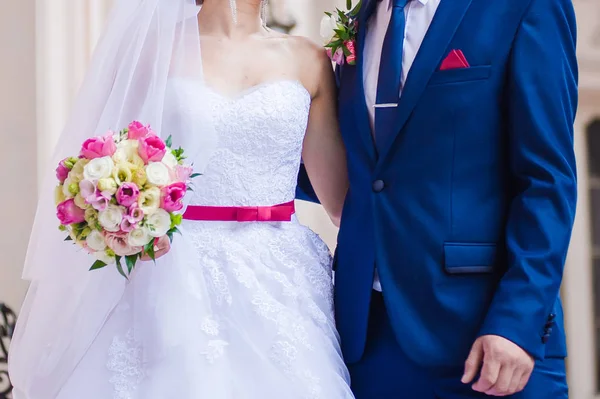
128 226 153 247
98 204 124 232
114 140 140 164
320 15 338 44
145 209 172 238
84 156 114 181
161 151 178 169
86 230 107 251
146 162 171 186
93 250 114 265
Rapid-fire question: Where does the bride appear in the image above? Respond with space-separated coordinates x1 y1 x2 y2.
8 0 353 398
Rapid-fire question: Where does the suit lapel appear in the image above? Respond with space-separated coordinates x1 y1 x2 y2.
375 0 474 166
344 0 378 163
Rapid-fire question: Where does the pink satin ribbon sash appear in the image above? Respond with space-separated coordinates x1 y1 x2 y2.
182 201 296 222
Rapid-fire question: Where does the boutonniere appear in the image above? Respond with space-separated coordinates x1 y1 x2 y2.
321 0 362 66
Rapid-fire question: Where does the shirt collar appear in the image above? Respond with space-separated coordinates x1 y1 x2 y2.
381 0 429 11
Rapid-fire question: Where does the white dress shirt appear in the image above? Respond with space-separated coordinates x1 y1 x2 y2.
363 0 441 291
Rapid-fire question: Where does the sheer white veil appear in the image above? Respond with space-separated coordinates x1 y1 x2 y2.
9 0 218 397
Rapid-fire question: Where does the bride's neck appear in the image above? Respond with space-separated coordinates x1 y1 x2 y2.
199 0 264 38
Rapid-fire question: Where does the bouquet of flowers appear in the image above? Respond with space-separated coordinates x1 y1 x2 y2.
54 121 198 278
321 0 362 66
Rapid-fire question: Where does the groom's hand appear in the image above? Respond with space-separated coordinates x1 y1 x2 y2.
462 335 534 396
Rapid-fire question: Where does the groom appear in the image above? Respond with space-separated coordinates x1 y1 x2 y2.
299 0 578 397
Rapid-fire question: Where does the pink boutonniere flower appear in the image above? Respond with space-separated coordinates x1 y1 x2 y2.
321 0 362 66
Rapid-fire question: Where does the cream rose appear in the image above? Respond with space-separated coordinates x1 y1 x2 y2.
145 209 172 238
62 177 77 198
86 230 107 251
98 178 118 195
138 186 161 215
74 193 89 209
70 159 89 181
114 139 139 163
55 185 66 205
320 15 338 45
146 162 171 186
84 156 114 181
112 163 133 186
128 226 153 247
98 204 125 232
161 151 178 169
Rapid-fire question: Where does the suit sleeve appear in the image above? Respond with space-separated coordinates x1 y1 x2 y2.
478 0 578 360
295 163 320 203
295 64 342 204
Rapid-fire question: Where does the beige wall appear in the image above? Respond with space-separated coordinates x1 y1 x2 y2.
0 1 37 311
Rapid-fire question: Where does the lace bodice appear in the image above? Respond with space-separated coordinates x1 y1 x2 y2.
166 79 311 206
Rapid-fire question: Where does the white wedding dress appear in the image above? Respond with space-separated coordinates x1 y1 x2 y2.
52 79 353 399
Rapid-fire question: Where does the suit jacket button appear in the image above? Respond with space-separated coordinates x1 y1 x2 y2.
542 334 550 344
549 313 556 321
372 180 385 193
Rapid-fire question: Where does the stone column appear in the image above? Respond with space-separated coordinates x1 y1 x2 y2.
563 106 597 398
0 0 37 313
35 0 114 188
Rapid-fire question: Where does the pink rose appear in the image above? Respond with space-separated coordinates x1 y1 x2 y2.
56 158 70 183
126 203 144 223
56 199 86 225
332 48 345 66
127 121 154 140
79 180 112 211
104 231 141 257
161 182 187 212
173 165 193 183
138 136 166 163
79 180 96 199
80 133 117 159
120 218 137 233
89 191 112 211
116 183 140 207
345 40 356 65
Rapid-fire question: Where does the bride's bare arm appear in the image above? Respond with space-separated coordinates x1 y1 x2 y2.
299 42 349 227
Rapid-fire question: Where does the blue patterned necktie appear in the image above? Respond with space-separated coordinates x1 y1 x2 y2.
374 0 410 151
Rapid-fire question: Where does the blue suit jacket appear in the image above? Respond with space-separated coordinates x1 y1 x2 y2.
298 0 578 367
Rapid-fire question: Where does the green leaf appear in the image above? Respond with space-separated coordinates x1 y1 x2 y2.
144 240 156 263
190 173 202 179
325 39 344 49
64 236 73 241
324 11 332 17
347 0 352 10
335 29 350 41
115 256 128 280
125 254 138 274
167 231 174 243
89 260 107 271
165 135 172 148
170 213 183 228
350 0 362 16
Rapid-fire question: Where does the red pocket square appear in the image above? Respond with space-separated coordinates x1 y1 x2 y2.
440 50 470 71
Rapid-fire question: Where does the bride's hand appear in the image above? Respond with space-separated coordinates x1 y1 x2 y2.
140 236 171 261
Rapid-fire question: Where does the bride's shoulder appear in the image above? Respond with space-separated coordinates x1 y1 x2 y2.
265 32 332 96
283 35 328 62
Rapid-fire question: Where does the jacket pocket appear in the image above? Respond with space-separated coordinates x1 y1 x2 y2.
444 242 497 274
429 65 492 86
